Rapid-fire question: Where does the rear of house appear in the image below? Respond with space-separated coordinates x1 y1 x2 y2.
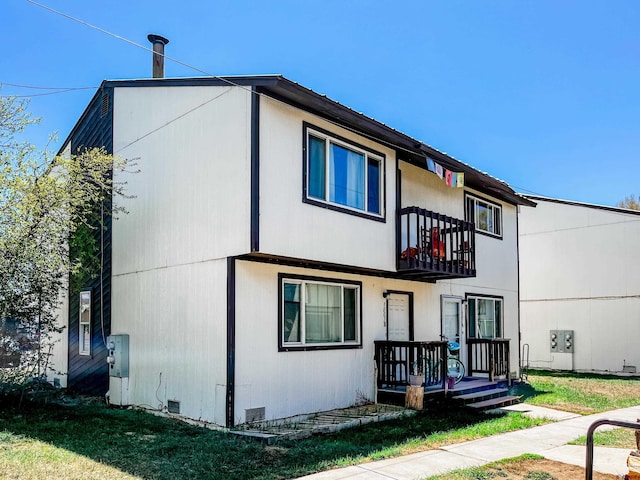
50 75 532 428
519 196 640 374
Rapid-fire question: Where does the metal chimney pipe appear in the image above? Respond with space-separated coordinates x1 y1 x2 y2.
147 34 169 78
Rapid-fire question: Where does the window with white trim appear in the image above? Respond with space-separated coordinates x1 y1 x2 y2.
79 290 91 355
467 295 503 339
281 277 360 348
465 194 502 238
305 125 383 217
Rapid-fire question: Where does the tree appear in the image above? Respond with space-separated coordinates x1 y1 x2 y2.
617 195 640 210
0 94 128 390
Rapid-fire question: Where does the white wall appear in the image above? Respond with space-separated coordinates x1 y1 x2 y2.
258 96 397 271
110 258 228 425
520 200 640 373
46 289 69 388
112 85 253 274
233 259 520 424
109 85 254 425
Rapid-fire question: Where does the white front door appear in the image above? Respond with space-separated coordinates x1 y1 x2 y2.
441 296 465 366
387 293 410 341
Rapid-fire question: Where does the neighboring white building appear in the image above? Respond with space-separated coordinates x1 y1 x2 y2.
52 75 533 428
519 196 640 374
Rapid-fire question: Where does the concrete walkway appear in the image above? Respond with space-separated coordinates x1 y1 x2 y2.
301 404 640 479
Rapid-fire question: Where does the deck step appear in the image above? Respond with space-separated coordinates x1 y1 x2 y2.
452 388 510 404
467 395 520 410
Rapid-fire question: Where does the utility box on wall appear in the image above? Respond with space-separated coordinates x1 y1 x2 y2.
106 334 129 377
550 330 574 353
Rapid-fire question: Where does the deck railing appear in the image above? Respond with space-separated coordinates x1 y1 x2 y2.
374 340 447 389
398 206 476 279
467 338 510 383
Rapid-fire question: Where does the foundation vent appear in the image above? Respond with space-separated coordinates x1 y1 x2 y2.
245 407 265 423
167 400 181 414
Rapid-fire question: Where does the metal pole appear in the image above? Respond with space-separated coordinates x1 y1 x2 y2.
585 418 640 480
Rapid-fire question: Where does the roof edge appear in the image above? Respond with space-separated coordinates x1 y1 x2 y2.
524 194 640 216
58 74 536 207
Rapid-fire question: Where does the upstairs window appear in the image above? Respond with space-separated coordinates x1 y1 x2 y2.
305 124 384 220
465 193 502 238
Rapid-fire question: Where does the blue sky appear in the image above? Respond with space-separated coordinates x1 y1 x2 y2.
2 0 639 206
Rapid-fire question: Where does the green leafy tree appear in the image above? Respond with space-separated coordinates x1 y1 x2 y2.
617 195 640 210
0 94 129 391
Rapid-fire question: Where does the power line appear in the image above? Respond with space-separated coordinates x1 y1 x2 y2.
113 87 233 154
0 86 97 98
0 82 94 90
25 0 232 84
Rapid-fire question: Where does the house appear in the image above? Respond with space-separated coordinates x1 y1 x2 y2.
519 196 640 374
48 71 534 428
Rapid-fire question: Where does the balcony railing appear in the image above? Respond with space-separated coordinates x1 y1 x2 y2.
467 338 511 383
398 206 476 280
374 340 447 389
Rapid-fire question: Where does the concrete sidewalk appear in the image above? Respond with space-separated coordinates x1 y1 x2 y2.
301 404 640 479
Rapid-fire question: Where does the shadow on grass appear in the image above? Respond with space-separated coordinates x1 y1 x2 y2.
510 381 553 403
0 399 515 480
526 368 640 381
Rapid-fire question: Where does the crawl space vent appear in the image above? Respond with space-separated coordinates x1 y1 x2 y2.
167 400 180 414
245 407 265 423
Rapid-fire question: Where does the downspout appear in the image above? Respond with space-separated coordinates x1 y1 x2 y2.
516 205 522 381
226 257 236 428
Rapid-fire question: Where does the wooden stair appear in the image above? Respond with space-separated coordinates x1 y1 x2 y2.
448 378 520 410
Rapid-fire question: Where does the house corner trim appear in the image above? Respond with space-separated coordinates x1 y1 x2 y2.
250 88 260 252
226 256 236 428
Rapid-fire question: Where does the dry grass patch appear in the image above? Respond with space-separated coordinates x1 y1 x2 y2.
514 371 640 415
425 455 617 479
0 435 139 480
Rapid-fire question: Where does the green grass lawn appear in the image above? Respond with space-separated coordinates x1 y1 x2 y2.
570 428 638 449
512 370 640 414
2 371 638 479
0 401 546 480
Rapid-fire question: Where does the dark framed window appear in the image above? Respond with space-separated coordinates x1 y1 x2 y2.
303 123 385 221
279 273 362 351
465 193 502 238
467 294 503 339
79 290 92 355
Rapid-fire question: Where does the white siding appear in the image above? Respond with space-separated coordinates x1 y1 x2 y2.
519 200 640 373
233 259 520 424
258 97 397 271
104 83 523 426
111 85 252 274
109 85 253 425
110 258 228 425
47 289 69 388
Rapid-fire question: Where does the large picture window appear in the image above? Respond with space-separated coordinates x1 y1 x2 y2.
304 124 384 219
280 275 361 350
467 295 503 339
465 193 502 238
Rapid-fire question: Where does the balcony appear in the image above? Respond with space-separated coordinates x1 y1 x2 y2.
398 206 476 280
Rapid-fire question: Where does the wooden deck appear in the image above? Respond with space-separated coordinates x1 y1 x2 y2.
377 376 516 409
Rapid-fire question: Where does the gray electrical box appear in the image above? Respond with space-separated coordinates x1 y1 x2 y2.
550 330 574 353
107 334 129 377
